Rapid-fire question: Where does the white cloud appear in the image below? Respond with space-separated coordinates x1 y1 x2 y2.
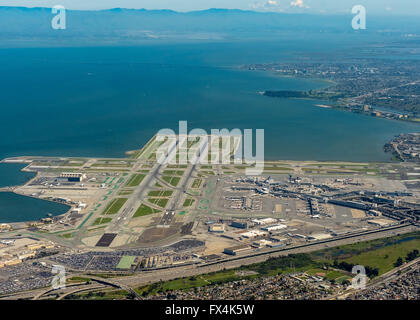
251 0 284 11
251 0 309 12
290 0 309 8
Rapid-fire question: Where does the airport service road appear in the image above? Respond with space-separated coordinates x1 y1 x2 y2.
114 225 418 289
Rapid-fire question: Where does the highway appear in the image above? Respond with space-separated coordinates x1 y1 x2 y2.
108 224 418 288
31 274 141 300
3 223 417 300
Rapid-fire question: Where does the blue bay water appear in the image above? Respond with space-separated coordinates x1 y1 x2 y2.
0 192 69 223
0 45 417 162
0 163 35 188
0 42 418 222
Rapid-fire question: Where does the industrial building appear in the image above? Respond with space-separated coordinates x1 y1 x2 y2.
241 230 268 239
307 233 333 241
252 239 272 248
367 219 394 228
0 238 54 268
223 244 250 256
70 207 82 214
0 224 11 232
261 224 287 232
60 172 86 182
252 218 277 225
368 209 382 216
328 199 367 210
231 221 249 229
208 223 225 233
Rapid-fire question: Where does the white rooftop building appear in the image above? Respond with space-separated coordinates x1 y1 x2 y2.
252 218 277 225
261 224 287 232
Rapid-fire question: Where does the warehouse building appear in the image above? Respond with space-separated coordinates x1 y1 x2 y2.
241 230 268 239
261 224 287 232
0 224 11 231
60 172 86 182
269 235 288 243
252 239 272 248
252 218 277 225
307 233 332 241
368 209 382 217
223 244 250 256
231 221 249 229
367 219 394 228
208 223 225 233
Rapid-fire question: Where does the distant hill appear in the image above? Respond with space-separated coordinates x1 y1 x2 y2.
0 6 419 46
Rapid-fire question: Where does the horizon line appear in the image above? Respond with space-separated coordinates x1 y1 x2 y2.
1 6 420 17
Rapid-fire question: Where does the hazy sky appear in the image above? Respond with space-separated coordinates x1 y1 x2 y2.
1 0 418 15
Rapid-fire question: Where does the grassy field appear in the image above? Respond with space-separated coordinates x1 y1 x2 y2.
183 198 195 207
342 240 419 274
310 232 420 275
148 198 169 208
66 289 131 300
135 269 240 297
148 190 173 197
86 168 130 172
201 171 215 176
103 198 127 215
126 174 146 187
118 190 134 196
60 160 85 167
191 178 202 188
163 170 184 176
67 276 91 284
116 256 137 269
262 166 292 171
59 232 73 239
162 176 181 187
92 163 133 168
133 204 161 217
92 217 112 225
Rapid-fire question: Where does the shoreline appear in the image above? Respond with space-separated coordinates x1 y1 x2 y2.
0 190 70 225
263 90 420 125
0 154 406 225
